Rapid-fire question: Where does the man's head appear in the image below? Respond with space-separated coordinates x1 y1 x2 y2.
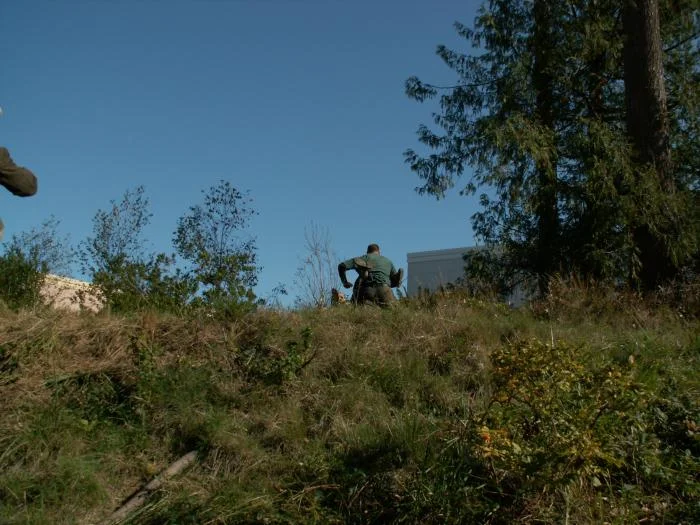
367 243 380 254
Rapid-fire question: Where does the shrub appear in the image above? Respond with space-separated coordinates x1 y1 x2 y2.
0 246 46 310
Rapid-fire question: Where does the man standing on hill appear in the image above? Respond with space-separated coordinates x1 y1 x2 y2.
0 146 38 240
338 243 403 307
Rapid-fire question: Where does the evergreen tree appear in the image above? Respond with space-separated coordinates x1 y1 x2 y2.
406 0 699 292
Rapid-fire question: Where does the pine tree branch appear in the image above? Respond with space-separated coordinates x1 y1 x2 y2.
424 78 499 90
664 29 700 54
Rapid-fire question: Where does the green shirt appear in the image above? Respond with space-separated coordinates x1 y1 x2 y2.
342 253 397 287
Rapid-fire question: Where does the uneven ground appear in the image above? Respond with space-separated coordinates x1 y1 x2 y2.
0 289 698 524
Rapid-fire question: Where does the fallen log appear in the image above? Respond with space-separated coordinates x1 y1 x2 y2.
102 450 198 524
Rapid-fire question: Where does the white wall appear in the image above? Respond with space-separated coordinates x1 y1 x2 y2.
40 274 104 312
406 246 532 306
406 247 473 296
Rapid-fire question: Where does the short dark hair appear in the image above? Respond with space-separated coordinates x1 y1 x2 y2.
367 243 380 254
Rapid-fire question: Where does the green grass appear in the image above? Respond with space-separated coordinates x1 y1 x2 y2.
0 290 698 524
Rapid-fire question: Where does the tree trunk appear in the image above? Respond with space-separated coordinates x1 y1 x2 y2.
623 0 673 289
533 0 559 295
623 0 670 173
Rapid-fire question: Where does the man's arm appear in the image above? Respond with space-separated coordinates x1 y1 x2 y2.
389 262 404 288
0 147 38 197
338 261 354 288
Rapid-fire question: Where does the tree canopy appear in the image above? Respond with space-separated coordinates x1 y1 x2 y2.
406 0 699 293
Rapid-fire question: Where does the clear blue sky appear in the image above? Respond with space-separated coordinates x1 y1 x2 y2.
2 0 482 304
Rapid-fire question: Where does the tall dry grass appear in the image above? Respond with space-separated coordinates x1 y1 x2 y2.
0 286 697 523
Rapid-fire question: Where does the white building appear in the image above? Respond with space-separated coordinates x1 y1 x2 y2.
40 274 105 312
406 247 530 306
406 247 473 297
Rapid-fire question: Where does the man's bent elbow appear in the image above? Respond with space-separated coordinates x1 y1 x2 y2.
0 148 38 197
6 171 37 196
17 171 38 196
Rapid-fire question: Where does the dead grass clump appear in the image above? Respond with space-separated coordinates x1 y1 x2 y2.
534 274 694 328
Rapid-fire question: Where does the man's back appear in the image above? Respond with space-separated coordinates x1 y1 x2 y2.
338 244 402 307
361 253 396 286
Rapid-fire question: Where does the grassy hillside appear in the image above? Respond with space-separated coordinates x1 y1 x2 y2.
1 288 698 524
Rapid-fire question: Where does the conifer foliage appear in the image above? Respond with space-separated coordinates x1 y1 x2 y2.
406 0 699 292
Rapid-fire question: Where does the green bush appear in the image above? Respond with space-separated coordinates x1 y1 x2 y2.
0 247 46 310
92 253 197 315
403 339 700 523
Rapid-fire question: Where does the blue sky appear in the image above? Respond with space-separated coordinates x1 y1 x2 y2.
2 0 482 304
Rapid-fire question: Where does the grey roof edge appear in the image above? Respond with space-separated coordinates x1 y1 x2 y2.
406 246 479 263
